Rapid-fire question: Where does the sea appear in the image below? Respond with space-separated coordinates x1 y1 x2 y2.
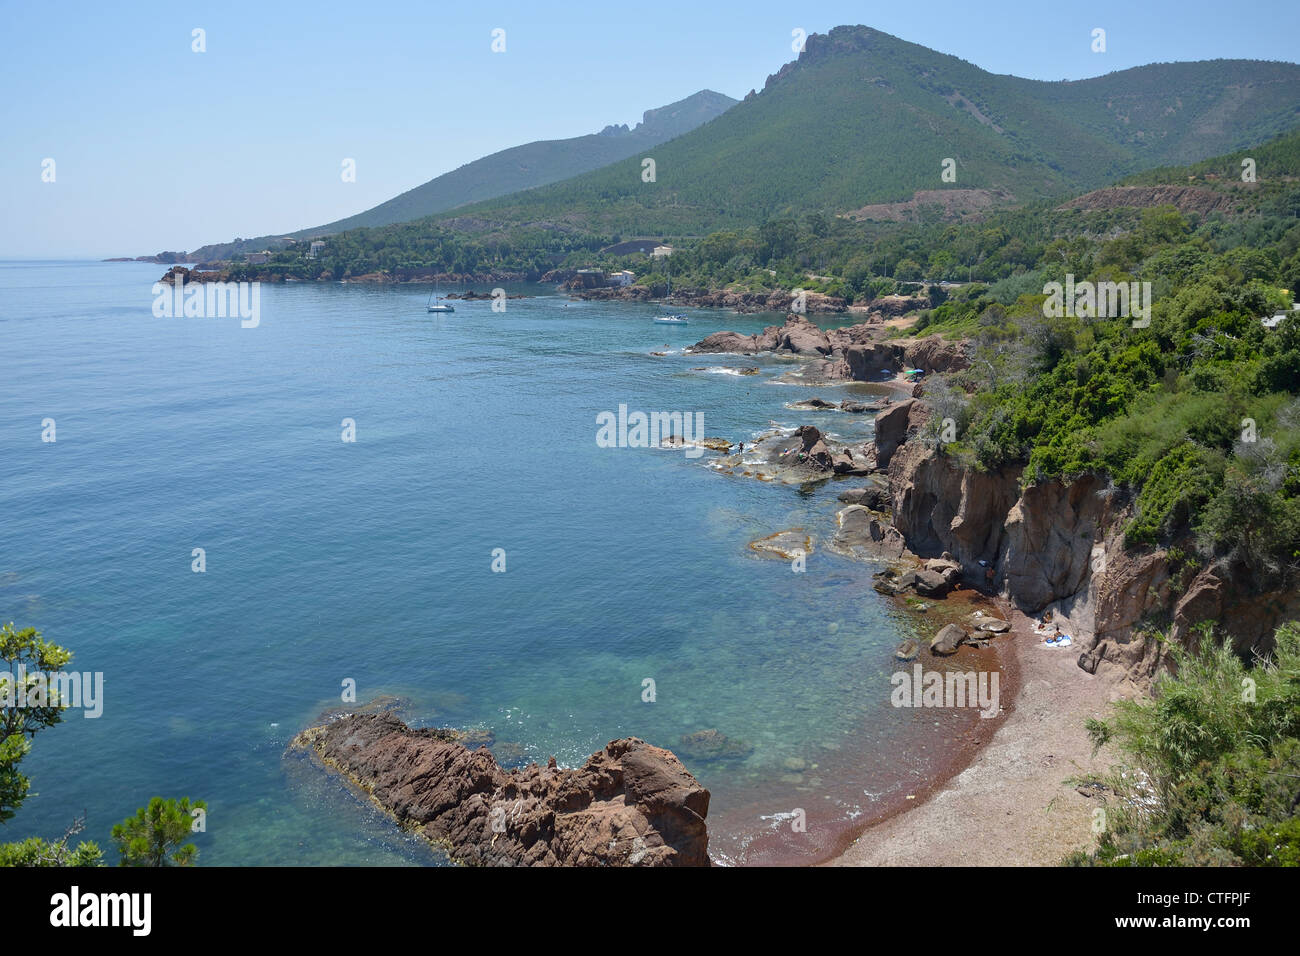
0 260 1002 865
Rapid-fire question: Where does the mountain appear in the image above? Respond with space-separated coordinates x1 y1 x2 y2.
179 89 735 261
438 25 1300 236
296 89 736 237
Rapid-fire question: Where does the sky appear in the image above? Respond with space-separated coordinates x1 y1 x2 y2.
2 0 1298 258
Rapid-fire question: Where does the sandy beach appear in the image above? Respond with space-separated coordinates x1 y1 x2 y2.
830 608 1143 866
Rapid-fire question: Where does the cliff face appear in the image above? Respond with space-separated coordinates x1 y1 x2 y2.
881 425 1292 681
290 713 711 866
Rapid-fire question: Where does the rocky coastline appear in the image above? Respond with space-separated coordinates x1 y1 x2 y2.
286 306 1294 867
683 311 1295 677
677 310 1298 864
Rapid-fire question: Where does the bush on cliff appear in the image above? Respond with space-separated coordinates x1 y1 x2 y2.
1071 621 1300 866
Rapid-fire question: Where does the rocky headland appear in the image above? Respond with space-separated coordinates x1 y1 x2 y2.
688 313 969 387
679 310 1298 864
289 710 711 866
688 312 1293 674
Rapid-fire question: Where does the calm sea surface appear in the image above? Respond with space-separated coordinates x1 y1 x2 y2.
0 260 996 865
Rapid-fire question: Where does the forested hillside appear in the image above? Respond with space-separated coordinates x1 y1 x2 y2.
440 26 1300 235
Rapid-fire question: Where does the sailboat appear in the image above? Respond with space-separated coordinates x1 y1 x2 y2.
653 256 686 323
427 281 454 313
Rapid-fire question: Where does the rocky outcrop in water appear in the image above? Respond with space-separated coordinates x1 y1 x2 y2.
290 712 711 866
714 423 872 483
749 529 814 559
688 315 969 388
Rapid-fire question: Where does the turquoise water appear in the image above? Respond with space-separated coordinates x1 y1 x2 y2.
1 261 994 865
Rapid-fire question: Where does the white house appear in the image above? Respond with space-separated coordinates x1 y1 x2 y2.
609 270 635 287
308 241 326 259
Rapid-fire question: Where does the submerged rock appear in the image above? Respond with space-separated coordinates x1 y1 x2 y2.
661 434 732 453
677 729 754 762
788 397 840 410
290 712 711 866
895 638 921 661
748 530 813 560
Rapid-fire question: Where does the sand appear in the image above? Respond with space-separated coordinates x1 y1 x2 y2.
830 608 1143 867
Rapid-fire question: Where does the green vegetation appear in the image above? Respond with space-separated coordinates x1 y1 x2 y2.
205 85 1300 594
0 621 72 823
0 829 103 867
112 797 207 867
923 193 1300 581
1068 622 1300 866
433 27 1300 236
224 221 610 282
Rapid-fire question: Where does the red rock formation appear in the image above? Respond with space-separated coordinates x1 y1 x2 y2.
290 713 711 866
1057 185 1239 217
870 414 1291 682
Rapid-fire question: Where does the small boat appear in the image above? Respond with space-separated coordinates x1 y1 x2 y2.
426 284 455 313
652 258 686 323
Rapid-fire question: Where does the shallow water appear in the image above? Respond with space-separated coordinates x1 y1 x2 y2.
0 261 1003 865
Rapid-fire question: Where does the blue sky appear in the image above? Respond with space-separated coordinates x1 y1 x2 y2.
2 0 1298 258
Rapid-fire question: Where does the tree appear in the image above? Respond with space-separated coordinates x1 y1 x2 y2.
758 219 799 263
803 212 829 239
894 258 923 281
0 815 103 867
1197 445 1300 583
0 622 72 822
112 797 207 867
